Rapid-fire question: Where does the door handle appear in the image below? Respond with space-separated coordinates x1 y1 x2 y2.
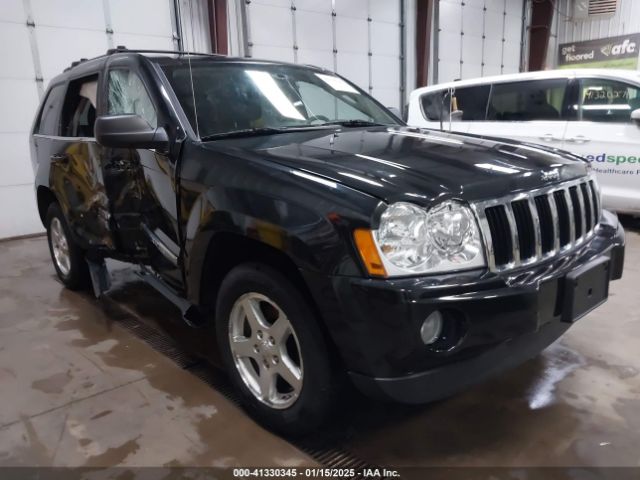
50 153 69 165
566 135 590 144
539 133 559 142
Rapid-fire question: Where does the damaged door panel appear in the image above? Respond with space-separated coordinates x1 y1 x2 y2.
50 74 115 250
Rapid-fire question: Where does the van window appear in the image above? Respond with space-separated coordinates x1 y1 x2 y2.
421 90 447 121
421 85 490 121
108 69 157 128
37 84 66 136
452 85 490 120
579 78 640 123
60 75 98 137
487 79 568 121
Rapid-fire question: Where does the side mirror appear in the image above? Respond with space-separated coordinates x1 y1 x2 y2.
631 108 640 125
95 114 168 149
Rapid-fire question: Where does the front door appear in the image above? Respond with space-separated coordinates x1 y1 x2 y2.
102 60 183 286
562 77 640 214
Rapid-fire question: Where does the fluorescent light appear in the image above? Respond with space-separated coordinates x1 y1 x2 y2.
582 104 630 110
246 70 304 120
315 73 359 93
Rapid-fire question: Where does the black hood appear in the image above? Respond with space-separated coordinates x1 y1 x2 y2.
203 126 589 206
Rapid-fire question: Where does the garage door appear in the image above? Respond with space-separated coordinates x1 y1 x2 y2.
0 0 178 239
437 0 526 83
242 0 403 109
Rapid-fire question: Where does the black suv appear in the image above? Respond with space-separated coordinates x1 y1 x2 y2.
31 48 625 435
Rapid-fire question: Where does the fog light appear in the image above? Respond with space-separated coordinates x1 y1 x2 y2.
420 310 443 345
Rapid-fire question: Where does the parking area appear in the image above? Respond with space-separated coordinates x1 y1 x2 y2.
1 225 639 471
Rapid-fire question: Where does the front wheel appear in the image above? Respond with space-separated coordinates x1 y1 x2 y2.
215 263 337 436
46 203 91 290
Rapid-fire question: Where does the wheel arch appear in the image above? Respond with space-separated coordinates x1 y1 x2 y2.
199 232 317 314
198 232 346 370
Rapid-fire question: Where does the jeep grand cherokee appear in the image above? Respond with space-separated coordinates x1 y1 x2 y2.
31 48 625 435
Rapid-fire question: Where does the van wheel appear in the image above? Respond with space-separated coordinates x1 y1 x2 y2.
215 263 336 436
46 203 90 290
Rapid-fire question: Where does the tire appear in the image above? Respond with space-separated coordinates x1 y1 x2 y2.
46 203 91 290
215 263 337 436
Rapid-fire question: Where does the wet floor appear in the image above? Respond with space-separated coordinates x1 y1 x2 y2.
0 236 315 467
0 226 639 470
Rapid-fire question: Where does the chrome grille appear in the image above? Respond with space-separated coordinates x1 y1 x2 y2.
473 177 601 272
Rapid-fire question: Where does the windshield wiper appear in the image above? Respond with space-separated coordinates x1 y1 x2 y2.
200 125 333 141
200 127 290 141
318 120 388 128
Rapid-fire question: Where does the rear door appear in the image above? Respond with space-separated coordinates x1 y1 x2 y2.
465 78 573 147
562 76 640 214
47 73 116 249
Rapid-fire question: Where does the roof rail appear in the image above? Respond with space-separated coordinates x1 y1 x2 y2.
63 57 91 72
106 45 224 57
63 46 224 72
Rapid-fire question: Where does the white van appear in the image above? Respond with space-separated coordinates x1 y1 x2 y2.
407 69 640 214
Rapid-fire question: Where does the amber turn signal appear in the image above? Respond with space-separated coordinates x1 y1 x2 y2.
353 228 387 277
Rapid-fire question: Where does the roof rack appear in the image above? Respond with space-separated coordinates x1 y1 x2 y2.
106 45 224 57
64 46 224 72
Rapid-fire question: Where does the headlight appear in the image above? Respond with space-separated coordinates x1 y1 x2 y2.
373 201 485 275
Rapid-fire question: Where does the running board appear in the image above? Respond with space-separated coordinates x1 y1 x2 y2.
86 258 111 298
135 268 206 327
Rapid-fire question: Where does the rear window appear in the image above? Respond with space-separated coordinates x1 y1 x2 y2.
60 75 99 137
36 84 66 136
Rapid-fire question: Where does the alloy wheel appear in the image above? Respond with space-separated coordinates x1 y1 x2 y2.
50 217 71 276
228 292 303 409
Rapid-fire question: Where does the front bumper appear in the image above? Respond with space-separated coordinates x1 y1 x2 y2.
305 211 625 404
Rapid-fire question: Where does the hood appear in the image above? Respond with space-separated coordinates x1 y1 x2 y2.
203 126 589 206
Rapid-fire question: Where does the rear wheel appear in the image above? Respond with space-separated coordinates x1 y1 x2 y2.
216 263 336 436
46 203 91 290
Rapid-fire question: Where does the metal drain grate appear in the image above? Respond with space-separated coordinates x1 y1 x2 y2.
99 292 399 479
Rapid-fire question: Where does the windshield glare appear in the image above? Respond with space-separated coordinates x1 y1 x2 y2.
161 62 400 139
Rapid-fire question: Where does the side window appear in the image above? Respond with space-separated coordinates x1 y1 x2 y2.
108 69 157 127
421 90 447 121
452 85 490 120
487 79 568 121
60 75 98 137
579 78 640 123
420 86 489 121
37 84 66 135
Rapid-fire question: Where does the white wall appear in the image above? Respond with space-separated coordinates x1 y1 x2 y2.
547 0 640 69
435 0 527 83
0 0 194 239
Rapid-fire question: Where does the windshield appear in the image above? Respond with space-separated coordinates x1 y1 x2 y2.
160 61 400 139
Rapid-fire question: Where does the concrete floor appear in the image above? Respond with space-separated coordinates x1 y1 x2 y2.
1 226 639 471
